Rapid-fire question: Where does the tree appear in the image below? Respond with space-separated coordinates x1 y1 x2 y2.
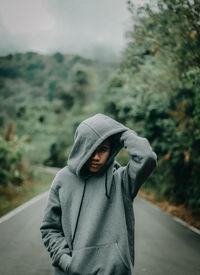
101 0 200 212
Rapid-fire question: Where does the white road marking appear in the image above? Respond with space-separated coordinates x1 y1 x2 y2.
172 216 200 235
138 197 200 236
0 191 49 224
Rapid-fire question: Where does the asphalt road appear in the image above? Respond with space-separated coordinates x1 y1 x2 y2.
0 192 200 275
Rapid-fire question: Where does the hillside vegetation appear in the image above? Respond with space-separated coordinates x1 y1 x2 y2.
0 52 114 188
100 0 200 215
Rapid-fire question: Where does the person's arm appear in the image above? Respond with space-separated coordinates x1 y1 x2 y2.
120 129 157 200
40 178 72 272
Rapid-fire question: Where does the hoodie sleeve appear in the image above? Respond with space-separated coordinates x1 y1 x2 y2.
120 129 157 200
40 178 72 272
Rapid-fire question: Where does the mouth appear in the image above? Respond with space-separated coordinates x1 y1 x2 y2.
89 163 101 168
89 163 101 170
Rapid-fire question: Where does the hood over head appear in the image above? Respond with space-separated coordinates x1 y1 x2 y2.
68 113 128 182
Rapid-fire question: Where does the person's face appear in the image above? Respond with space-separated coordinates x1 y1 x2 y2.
87 140 111 173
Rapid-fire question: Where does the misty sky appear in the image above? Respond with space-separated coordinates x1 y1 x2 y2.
0 0 147 60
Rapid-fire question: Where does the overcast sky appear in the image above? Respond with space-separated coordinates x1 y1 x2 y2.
0 0 147 60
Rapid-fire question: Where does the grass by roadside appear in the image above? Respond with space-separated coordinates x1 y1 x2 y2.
0 166 55 217
139 188 200 230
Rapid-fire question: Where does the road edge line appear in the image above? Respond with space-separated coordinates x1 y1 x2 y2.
138 197 200 236
0 191 49 224
171 216 200 235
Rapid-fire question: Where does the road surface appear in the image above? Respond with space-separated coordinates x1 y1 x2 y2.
0 190 200 275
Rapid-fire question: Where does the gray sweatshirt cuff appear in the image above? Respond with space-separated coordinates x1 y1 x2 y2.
59 253 72 272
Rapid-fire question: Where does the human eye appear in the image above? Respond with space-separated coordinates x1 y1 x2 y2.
100 146 109 153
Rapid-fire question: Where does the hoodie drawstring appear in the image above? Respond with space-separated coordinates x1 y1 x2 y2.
105 170 110 199
71 179 87 252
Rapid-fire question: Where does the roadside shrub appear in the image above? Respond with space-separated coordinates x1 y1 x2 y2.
0 136 26 186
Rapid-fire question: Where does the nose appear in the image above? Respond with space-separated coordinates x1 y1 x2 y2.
92 151 100 162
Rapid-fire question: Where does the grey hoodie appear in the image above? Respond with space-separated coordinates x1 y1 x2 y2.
40 113 157 275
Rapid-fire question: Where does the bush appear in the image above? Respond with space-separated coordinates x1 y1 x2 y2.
0 137 26 186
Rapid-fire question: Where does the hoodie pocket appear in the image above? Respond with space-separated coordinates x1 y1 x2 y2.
67 242 129 275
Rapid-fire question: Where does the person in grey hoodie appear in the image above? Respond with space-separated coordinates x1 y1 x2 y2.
40 113 157 275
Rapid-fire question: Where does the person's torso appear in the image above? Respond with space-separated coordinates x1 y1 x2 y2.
54 166 135 275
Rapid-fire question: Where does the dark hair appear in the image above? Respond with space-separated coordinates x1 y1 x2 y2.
103 136 112 145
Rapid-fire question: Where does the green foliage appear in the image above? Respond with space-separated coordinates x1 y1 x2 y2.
44 121 73 167
100 0 200 212
68 63 96 106
26 62 45 71
0 67 19 78
0 52 113 169
0 136 26 186
44 112 92 167
53 52 64 63
0 166 54 217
